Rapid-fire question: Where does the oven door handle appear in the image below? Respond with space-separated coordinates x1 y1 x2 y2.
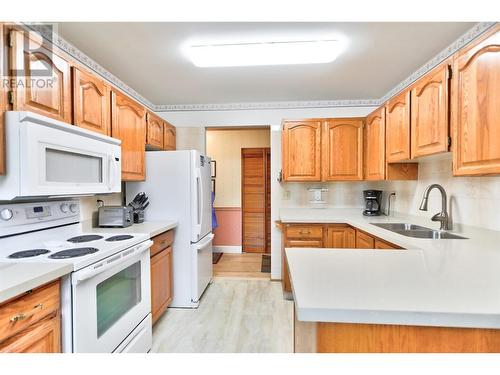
72 240 152 285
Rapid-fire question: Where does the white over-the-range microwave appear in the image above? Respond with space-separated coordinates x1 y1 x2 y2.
0 111 122 200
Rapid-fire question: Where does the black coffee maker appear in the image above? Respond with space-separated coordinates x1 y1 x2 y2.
363 190 383 216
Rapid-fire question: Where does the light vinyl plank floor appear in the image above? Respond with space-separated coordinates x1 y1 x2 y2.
152 278 293 353
213 253 270 279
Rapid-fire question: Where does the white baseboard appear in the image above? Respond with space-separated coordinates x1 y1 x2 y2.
213 245 242 254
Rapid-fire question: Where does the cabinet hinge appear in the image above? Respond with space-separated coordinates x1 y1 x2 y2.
448 136 452 147
7 91 14 105
447 65 452 80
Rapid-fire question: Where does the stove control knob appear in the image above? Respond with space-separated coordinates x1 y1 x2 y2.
69 204 78 213
60 204 69 213
0 208 13 221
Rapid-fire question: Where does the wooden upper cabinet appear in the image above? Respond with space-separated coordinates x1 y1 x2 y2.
111 91 146 181
411 63 450 159
322 119 363 181
146 112 164 149
364 108 386 180
72 67 110 135
282 120 322 181
452 25 500 176
385 90 410 162
9 29 71 123
163 122 176 151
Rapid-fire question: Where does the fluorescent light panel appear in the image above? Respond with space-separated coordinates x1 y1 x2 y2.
186 40 342 67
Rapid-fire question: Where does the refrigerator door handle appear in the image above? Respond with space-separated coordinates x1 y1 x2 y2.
194 167 202 237
194 233 214 250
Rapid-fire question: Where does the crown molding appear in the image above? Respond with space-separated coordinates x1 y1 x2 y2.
21 22 498 113
155 99 381 112
380 21 497 103
22 23 156 110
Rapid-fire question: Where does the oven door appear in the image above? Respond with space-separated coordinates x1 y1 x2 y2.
18 112 121 197
71 241 152 353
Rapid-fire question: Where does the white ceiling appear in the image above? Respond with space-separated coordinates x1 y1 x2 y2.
57 22 475 106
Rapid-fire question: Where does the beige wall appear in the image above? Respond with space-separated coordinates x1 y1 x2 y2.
206 128 270 207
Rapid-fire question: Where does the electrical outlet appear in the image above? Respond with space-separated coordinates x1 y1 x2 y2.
282 190 291 200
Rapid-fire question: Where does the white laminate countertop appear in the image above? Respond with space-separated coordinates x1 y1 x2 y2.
82 220 178 238
0 263 72 304
281 207 500 329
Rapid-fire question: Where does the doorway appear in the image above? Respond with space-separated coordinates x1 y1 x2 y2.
241 148 271 254
205 127 271 279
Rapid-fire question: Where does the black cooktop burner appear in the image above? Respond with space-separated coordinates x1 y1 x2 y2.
8 249 50 259
105 235 134 242
67 235 104 243
49 247 99 259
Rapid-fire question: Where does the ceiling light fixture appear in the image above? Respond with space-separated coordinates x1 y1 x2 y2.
185 40 343 67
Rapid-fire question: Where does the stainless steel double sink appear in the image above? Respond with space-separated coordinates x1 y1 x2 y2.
371 223 468 239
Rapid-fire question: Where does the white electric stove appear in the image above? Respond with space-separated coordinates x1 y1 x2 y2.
0 200 153 353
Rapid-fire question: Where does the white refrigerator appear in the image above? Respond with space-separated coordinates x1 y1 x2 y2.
127 150 213 308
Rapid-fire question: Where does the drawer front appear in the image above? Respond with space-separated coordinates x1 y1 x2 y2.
286 239 324 248
286 225 323 239
150 230 174 257
0 281 60 343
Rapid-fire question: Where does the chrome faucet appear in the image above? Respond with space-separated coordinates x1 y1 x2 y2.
419 184 451 230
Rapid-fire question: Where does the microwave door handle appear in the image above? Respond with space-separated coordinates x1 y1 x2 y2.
72 240 152 285
107 154 114 191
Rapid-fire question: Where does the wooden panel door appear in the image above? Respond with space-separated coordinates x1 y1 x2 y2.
282 120 322 181
146 112 164 149
355 230 374 249
242 148 270 253
322 119 363 181
111 91 146 181
150 247 173 325
163 122 176 150
452 25 500 176
72 67 110 135
0 313 60 353
385 90 410 162
9 30 71 123
365 108 386 180
325 225 355 248
411 63 450 158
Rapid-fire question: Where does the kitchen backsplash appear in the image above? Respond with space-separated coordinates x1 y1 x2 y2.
79 193 123 226
280 153 500 232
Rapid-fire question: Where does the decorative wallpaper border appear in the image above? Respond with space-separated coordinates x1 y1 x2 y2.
380 21 497 103
22 23 156 110
155 98 382 112
22 22 498 112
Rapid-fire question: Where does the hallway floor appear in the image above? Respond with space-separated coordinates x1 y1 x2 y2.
151 278 293 353
213 253 270 279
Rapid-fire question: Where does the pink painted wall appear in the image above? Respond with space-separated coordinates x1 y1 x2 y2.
213 207 242 246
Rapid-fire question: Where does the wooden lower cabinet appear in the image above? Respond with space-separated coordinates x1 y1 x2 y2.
150 230 174 325
281 224 324 294
280 223 404 294
374 238 402 250
0 312 60 353
0 280 61 353
355 229 375 249
295 315 500 353
325 224 355 248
